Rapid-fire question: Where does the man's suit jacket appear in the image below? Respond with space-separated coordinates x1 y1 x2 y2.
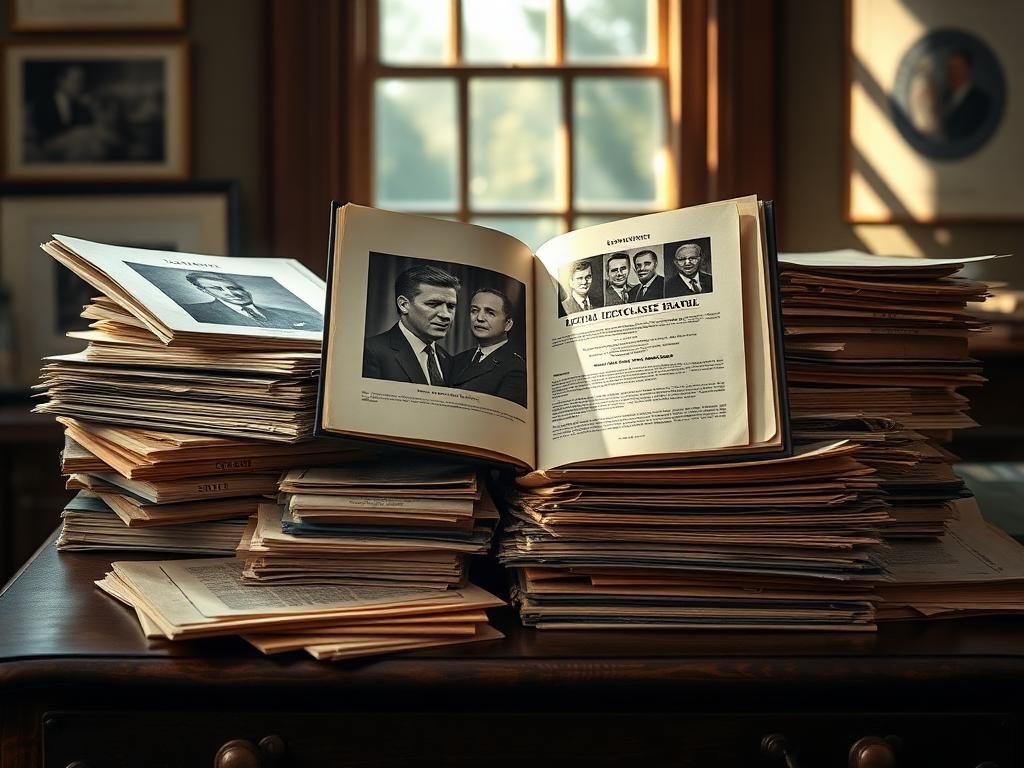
362 322 452 385
604 281 630 305
181 300 323 330
628 275 664 303
559 292 603 317
450 343 527 407
664 271 713 297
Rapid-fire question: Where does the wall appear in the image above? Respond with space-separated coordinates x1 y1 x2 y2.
778 1 1024 285
0 0 270 257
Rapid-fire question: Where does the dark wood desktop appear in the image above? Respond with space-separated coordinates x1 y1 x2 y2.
1 534 1022 768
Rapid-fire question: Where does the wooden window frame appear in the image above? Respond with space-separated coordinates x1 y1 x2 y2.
269 0 775 275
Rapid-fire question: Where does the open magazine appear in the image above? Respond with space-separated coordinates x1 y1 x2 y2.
317 196 790 471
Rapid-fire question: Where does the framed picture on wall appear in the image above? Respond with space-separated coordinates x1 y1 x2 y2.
3 41 190 181
846 0 1024 222
10 0 186 31
0 182 238 386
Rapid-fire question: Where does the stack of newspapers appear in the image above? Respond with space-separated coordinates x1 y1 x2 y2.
97 556 504 660
38 235 506 660
237 460 498 590
57 417 359 554
499 441 887 631
779 251 1000 539
34 235 326 442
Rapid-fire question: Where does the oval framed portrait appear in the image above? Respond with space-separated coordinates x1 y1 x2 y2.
890 28 1006 162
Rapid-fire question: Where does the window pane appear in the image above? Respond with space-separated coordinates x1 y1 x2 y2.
574 214 625 229
462 0 552 63
375 79 458 211
379 0 450 64
471 216 565 251
470 77 562 212
565 0 656 63
574 77 665 210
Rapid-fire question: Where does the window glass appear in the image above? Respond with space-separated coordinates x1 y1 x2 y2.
379 0 450 64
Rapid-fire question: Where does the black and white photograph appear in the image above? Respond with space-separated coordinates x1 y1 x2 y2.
847 0 1024 221
126 264 324 331
556 254 604 318
602 251 636 306
363 251 528 408
4 42 189 180
663 236 713 297
557 245 668 318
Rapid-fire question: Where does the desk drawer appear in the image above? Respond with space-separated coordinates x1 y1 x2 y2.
42 710 1018 767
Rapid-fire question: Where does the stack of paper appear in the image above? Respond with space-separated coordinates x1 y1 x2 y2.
780 251 999 539
499 441 886 630
877 498 1024 620
56 418 362 555
97 556 504 660
34 236 327 442
238 460 499 590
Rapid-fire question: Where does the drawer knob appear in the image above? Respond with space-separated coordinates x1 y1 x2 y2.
215 740 261 768
849 736 896 768
761 733 801 767
214 736 286 768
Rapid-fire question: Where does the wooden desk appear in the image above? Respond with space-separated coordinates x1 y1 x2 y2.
1 537 1022 767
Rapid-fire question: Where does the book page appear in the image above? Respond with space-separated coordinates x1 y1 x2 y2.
47 235 326 342
321 205 536 468
534 202 749 470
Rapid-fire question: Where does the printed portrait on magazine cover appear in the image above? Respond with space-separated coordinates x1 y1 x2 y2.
126 263 324 330
363 251 528 408
663 236 713 297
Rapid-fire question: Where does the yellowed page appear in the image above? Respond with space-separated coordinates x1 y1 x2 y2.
534 201 749 470
322 206 535 469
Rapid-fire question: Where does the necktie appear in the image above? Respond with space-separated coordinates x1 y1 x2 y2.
243 305 268 326
582 296 590 310
689 278 701 294
621 289 629 303
640 283 648 299
471 347 483 364
425 345 443 385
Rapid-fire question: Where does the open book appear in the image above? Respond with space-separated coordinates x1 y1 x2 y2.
317 196 790 471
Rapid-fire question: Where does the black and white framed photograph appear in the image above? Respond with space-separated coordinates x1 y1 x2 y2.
663 236 713 297
0 181 237 385
10 0 186 31
362 250 528 408
126 264 324 331
3 41 189 180
846 0 1024 221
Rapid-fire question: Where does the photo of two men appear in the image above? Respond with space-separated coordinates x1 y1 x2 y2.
362 252 528 408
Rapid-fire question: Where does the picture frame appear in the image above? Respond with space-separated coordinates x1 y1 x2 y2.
10 0 186 32
2 40 190 181
0 181 238 386
845 0 1024 222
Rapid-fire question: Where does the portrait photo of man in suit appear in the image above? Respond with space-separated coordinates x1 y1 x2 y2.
450 288 527 408
627 249 664 302
603 252 633 306
363 264 460 386
558 258 603 318
664 242 713 297
181 271 324 331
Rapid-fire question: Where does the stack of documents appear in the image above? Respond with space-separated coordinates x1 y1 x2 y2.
780 251 996 435
499 441 887 630
97 556 504 661
238 460 499 590
780 251 998 539
34 236 327 442
876 499 1024 620
56 418 362 554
